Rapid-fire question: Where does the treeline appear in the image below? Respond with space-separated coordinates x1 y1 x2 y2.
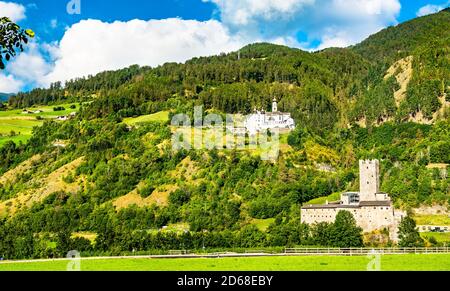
0 210 364 260
8 65 151 108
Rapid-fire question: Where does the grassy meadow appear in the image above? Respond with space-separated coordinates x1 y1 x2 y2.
414 214 450 226
1 254 450 271
0 103 80 146
421 232 450 243
123 111 170 125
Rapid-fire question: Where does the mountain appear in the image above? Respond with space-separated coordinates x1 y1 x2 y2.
352 7 450 62
0 93 11 102
0 9 449 259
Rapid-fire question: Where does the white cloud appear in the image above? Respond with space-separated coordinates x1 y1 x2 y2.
206 0 314 27
0 73 23 93
206 0 401 49
416 3 447 17
42 18 244 85
8 42 52 86
0 1 26 22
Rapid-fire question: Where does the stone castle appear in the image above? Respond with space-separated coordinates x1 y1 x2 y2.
301 160 406 241
244 98 295 135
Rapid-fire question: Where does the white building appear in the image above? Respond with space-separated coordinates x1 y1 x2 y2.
301 160 406 242
244 98 295 135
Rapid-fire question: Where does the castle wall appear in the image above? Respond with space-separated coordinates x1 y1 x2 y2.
301 208 338 225
301 205 402 238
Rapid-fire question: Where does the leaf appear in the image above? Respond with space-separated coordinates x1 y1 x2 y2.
5 53 10 61
0 60 5 70
25 29 35 38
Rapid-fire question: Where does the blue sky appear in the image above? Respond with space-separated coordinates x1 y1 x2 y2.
1 0 449 93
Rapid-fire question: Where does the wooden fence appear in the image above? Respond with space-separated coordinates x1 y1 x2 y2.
284 247 450 256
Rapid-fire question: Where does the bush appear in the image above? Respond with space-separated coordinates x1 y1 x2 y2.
53 106 66 112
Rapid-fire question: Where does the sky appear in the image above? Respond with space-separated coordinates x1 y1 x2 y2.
0 0 449 93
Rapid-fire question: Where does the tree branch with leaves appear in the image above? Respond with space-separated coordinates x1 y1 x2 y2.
0 17 34 69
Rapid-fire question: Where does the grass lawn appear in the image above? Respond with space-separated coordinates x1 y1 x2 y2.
306 192 341 205
123 111 170 125
1 254 450 271
0 134 35 147
251 218 275 231
421 232 450 243
413 214 450 226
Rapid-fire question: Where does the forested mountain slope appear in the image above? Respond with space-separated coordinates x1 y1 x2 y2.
0 9 448 258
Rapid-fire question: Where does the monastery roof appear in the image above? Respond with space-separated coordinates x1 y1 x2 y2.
302 200 391 210
263 112 291 116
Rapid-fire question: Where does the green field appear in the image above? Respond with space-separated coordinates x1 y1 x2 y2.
421 232 450 243
252 218 275 231
123 111 170 125
0 103 81 146
1 254 449 271
306 192 341 205
414 214 450 226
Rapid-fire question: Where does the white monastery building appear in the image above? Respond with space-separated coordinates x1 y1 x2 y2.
244 98 295 135
301 160 406 241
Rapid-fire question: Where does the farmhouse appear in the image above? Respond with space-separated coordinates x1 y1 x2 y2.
244 98 295 135
57 116 69 121
301 160 406 241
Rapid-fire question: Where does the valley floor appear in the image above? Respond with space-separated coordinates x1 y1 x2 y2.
1 254 450 271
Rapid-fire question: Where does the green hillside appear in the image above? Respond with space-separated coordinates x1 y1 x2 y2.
352 8 450 62
0 9 449 260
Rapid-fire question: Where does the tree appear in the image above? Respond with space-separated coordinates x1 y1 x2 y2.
287 127 308 149
330 210 364 247
398 216 424 247
0 17 34 69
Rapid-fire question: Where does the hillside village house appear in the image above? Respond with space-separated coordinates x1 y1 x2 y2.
301 160 406 241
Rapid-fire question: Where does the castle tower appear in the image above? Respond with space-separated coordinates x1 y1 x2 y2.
272 98 278 113
359 160 380 201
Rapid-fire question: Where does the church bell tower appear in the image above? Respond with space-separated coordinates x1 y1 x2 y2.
272 98 278 113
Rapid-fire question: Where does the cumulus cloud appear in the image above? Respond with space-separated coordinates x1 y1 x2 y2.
42 18 244 85
0 73 23 93
417 3 448 17
206 0 401 49
8 42 52 87
0 1 26 22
